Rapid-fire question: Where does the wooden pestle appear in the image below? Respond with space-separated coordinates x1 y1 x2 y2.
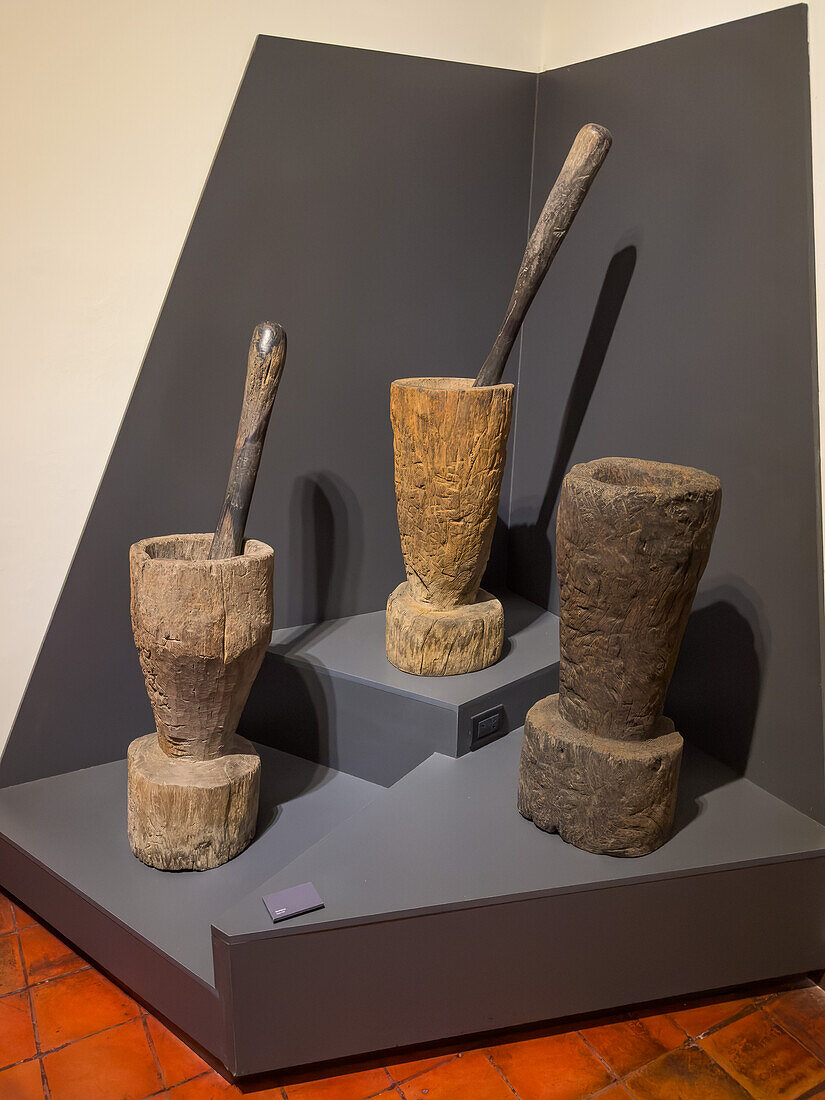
209 322 287 560
475 123 612 388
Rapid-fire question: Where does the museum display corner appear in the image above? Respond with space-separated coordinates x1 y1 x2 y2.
2 5 825 1079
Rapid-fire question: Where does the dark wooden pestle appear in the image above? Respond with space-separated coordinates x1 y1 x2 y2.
209 322 287 560
475 123 612 388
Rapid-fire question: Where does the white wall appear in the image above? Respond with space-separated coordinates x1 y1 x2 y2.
539 0 802 70
0 0 543 758
0 0 820 762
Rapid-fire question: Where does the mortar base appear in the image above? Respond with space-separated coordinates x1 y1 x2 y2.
518 694 683 857
385 582 503 676
127 733 260 871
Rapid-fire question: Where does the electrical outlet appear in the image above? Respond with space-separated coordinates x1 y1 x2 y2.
470 705 505 748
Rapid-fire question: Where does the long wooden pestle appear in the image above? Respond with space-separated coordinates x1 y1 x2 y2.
475 123 612 388
209 322 287 560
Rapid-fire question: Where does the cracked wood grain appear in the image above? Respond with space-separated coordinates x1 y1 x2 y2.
128 533 273 870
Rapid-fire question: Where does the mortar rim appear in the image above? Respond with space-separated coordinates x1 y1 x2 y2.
130 533 274 567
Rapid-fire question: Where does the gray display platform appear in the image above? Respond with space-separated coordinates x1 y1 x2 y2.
243 593 559 784
2 731 825 1076
0 746 379 986
0 745 381 1059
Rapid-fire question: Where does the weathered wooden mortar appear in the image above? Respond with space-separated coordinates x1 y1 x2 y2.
518 457 722 856
127 322 286 871
128 535 273 870
386 123 613 677
385 377 513 675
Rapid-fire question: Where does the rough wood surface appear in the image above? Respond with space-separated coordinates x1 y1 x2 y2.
130 534 274 760
127 733 260 871
519 457 721 857
128 533 272 870
518 695 682 856
475 123 612 388
557 458 721 741
386 377 512 675
210 322 286 560
386 582 503 676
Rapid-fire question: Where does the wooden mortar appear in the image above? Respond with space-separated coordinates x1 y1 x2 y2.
518 458 721 856
127 322 285 871
127 534 273 870
385 377 513 675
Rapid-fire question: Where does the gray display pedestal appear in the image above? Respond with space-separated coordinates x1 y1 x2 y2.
244 592 560 784
3 596 825 1077
2 732 825 1078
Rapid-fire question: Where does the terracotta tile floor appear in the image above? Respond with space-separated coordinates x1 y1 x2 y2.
2 887 825 1099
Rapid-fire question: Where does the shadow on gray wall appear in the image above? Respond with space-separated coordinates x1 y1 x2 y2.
242 470 365 764
505 244 637 607
667 585 765 777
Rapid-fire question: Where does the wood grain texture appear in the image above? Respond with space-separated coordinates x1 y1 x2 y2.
130 534 273 760
128 533 273 870
518 695 683 856
519 458 721 856
127 733 260 871
210 322 286 561
386 583 503 676
557 458 721 741
475 123 612 388
386 377 512 675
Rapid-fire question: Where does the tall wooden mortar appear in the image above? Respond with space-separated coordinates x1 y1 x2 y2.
386 377 513 676
518 458 721 856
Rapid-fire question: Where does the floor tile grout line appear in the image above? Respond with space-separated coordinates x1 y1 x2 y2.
0 965 93 1001
484 1049 521 1097
698 999 766 1040
385 1054 457 1086
141 1013 168 1092
147 1069 214 1095
614 1035 783 1099
11 907 53 1100
362 1077 401 1099
37 1010 146 1059
576 1027 622 1083
584 1002 797 1091
15 963 91 993
764 1002 825 1068
40 1055 53 1100
662 1012 691 1041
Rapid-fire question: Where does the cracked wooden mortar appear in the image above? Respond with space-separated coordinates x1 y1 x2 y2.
127 322 284 872
127 534 273 870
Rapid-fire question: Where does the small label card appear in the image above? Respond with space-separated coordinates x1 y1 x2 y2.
263 882 324 924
